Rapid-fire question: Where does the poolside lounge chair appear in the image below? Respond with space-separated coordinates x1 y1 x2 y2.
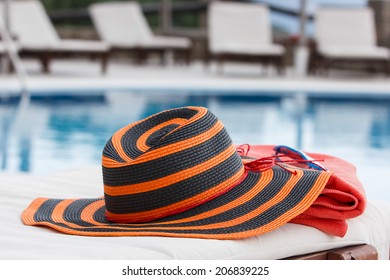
0 0 110 74
207 1 286 74
88 1 192 65
310 7 390 75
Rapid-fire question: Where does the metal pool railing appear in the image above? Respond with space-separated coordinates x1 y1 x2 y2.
0 7 30 115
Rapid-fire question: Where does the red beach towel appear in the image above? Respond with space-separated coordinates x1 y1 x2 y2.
241 145 366 237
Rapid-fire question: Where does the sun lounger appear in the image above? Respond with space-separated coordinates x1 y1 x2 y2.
0 0 110 74
310 7 390 74
88 1 192 65
207 1 286 74
1 166 389 260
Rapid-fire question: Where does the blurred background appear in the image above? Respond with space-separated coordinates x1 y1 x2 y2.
2 2 390 264
31 0 390 62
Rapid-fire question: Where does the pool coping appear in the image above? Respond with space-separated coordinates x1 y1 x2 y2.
1 72 390 100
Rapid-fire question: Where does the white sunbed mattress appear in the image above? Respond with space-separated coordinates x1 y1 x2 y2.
1 167 389 260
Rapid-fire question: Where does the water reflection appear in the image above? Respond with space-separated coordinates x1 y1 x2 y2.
370 109 390 149
306 98 390 150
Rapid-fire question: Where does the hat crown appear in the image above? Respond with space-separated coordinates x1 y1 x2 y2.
102 107 245 223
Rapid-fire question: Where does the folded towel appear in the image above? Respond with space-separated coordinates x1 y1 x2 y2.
240 145 366 237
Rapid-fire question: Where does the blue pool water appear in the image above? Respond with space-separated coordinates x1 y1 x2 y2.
1 89 390 203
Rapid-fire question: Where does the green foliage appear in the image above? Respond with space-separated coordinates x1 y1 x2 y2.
42 0 124 10
42 0 191 10
41 0 199 28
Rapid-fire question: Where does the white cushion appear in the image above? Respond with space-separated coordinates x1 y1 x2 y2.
143 36 191 49
89 2 153 47
315 7 388 61
0 42 20 53
215 43 285 56
1 167 389 259
47 39 109 52
0 0 59 46
208 1 284 56
0 0 108 52
89 2 191 49
319 45 390 60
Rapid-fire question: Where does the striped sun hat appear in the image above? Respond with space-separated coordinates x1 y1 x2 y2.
22 106 331 239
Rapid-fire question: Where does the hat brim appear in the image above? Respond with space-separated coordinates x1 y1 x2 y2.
22 167 330 240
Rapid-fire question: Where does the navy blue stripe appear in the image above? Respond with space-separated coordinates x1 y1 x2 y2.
63 199 101 227
145 124 180 147
102 137 125 163
33 199 62 223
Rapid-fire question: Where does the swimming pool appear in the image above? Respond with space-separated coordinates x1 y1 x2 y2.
1 89 390 203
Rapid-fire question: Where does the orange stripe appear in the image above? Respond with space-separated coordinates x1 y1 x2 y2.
105 165 246 223
21 198 49 225
103 119 224 168
104 144 237 196
80 199 105 225
110 120 142 163
135 118 188 153
109 107 205 165
50 199 104 230
102 155 123 168
50 199 83 228
134 120 223 164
